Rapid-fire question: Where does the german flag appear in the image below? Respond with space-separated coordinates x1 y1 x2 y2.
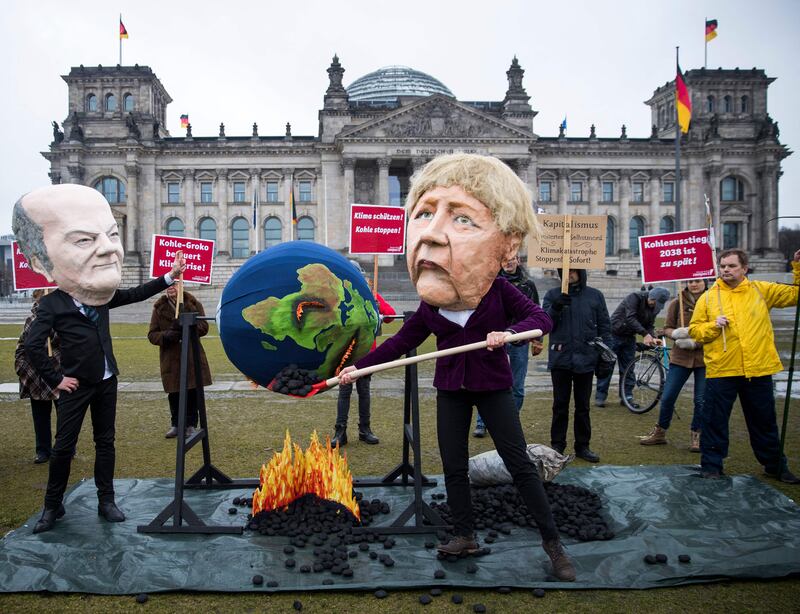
676 63 691 134
705 19 718 42
180 114 189 129
290 187 298 226
119 19 129 39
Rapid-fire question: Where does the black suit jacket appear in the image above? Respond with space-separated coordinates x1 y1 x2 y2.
25 276 170 388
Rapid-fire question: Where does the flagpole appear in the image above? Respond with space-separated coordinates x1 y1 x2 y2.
675 46 682 232
119 14 122 65
704 17 707 68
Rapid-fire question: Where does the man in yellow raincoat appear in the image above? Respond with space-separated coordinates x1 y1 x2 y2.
689 248 800 483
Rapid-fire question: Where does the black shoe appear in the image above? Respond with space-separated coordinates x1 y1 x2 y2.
473 425 487 438
98 501 126 522
575 448 600 463
330 424 347 448
33 504 65 534
358 424 379 445
33 452 50 464
551 444 566 455
765 469 800 484
700 469 723 479
621 398 640 410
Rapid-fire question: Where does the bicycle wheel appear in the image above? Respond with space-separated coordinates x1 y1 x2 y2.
621 354 664 414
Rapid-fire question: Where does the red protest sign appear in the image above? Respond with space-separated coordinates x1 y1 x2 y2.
349 204 406 255
11 241 57 291
639 229 716 284
149 235 215 284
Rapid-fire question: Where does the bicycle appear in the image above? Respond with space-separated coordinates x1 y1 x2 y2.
621 342 671 414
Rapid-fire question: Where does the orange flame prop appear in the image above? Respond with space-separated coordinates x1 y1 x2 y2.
251 430 360 520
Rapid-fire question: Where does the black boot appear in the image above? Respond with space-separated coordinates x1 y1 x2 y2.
358 424 379 445
331 424 347 448
33 504 65 534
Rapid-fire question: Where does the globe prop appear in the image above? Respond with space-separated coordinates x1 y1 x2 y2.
218 242 379 392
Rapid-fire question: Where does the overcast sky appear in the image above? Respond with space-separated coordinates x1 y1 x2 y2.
1 0 798 235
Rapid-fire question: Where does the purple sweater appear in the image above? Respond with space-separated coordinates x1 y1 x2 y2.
355 277 553 391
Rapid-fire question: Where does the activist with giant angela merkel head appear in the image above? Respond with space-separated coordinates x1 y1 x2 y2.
338 153 576 582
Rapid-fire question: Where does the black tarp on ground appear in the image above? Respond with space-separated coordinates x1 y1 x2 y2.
1 465 799 594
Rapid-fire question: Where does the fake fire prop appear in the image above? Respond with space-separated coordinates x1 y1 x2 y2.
252 430 360 521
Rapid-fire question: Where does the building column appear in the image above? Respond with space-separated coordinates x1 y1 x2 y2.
557 168 569 215
649 171 661 234
216 169 229 255
377 157 391 206
588 169 600 216
410 157 427 176
183 169 195 238
525 158 538 207
284 167 295 240
124 162 139 253
619 170 631 255
341 157 355 210
764 165 779 250
250 168 260 253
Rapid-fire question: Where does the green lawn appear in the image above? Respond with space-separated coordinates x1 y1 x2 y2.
0 322 798 612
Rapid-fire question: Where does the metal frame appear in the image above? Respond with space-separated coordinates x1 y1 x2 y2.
139 309 448 536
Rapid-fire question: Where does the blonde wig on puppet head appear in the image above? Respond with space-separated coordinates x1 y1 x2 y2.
405 153 541 243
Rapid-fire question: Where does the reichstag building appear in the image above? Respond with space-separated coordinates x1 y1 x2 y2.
43 56 789 286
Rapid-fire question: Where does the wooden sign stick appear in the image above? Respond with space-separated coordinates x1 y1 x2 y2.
560 214 572 295
678 285 685 328
174 250 184 319
373 255 379 295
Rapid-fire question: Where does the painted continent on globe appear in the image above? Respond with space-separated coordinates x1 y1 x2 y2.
217 242 379 389
241 262 378 378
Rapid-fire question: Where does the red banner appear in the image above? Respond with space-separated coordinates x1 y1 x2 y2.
639 229 716 284
12 241 57 291
149 235 215 284
349 204 406 255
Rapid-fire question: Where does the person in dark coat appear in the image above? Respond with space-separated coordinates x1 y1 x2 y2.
542 269 611 462
15 290 62 464
595 286 670 407
148 286 212 439
474 254 540 437
14 184 186 534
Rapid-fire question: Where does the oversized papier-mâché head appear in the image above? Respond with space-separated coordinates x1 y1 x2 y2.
12 184 124 305
404 153 540 310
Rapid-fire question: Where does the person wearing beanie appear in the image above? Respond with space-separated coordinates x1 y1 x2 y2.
595 286 670 408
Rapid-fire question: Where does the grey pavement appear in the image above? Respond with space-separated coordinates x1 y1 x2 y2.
2 369 797 398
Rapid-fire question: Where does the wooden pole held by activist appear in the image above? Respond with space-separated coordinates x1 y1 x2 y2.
174 250 184 319
372 255 379 295
560 214 572 295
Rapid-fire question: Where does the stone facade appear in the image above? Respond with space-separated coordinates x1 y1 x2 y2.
42 59 790 294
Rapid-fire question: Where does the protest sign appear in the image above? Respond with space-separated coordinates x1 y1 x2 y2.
11 241 57 291
528 215 607 292
349 204 406 255
639 229 716 284
150 235 215 284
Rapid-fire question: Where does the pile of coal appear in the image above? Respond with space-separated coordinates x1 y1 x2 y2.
270 364 321 396
429 482 613 542
241 491 393 581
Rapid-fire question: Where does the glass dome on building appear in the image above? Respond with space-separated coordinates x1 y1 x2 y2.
347 65 454 103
